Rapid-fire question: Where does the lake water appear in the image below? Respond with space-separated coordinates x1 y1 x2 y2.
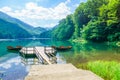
0 39 120 80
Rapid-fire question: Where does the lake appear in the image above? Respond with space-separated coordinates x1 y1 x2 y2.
0 39 120 80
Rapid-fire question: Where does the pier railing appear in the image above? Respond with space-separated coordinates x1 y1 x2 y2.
20 46 56 64
34 47 45 64
44 46 56 58
20 47 35 54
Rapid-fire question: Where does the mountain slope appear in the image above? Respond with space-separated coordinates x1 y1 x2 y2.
0 18 32 39
33 27 46 35
0 11 45 35
0 11 33 31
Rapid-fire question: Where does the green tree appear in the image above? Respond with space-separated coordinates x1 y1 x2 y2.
50 0 120 42
73 3 89 38
82 20 108 42
52 15 74 40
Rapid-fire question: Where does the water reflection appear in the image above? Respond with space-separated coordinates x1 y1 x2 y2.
0 39 120 80
61 42 120 66
21 57 39 65
0 39 32 80
0 56 28 80
19 53 39 65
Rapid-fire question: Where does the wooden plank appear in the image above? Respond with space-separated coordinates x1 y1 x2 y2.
35 47 52 64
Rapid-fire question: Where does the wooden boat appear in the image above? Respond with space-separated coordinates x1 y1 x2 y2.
52 46 72 51
7 46 22 51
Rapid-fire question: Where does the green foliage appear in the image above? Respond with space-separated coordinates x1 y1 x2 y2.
76 0 120 42
82 20 108 42
72 0 109 38
73 3 90 38
87 61 120 80
52 15 74 40
47 0 120 42
86 0 108 17
39 30 52 38
99 0 120 26
107 23 120 41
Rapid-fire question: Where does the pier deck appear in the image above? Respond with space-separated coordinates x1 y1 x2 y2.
21 47 103 80
25 64 103 80
20 46 56 64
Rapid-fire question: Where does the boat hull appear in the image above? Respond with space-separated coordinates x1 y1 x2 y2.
52 46 72 51
7 46 22 51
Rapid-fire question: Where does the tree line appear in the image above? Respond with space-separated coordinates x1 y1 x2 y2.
51 0 120 42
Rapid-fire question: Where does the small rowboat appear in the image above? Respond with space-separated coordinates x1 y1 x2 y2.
7 46 22 51
52 46 72 51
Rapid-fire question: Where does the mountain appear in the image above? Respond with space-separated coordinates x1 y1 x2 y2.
0 11 34 33
39 25 58 38
0 18 32 39
39 30 52 38
0 11 49 39
33 27 46 35
0 11 45 35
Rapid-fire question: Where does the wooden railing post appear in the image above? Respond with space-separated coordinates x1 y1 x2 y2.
26 47 27 54
44 46 46 53
33 47 35 54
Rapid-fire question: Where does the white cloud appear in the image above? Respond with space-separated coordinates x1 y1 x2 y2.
26 2 37 10
0 6 12 12
21 2 71 20
0 2 71 27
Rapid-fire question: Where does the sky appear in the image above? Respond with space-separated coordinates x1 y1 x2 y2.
0 0 87 28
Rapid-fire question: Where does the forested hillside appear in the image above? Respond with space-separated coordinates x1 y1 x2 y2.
52 15 74 40
52 0 120 42
0 11 47 38
0 18 32 39
0 11 34 34
0 11 48 39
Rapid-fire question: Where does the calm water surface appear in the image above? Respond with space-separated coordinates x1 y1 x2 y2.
0 39 120 80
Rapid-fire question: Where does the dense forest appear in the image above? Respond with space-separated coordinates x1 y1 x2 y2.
52 15 74 40
51 0 120 42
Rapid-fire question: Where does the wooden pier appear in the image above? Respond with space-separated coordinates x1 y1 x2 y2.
20 46 57 64
22 47 103 80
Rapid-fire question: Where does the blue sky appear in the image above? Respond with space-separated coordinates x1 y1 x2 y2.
0 0 87 27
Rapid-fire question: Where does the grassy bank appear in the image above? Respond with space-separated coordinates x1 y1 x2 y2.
78 61 120 80
71 38 120 47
